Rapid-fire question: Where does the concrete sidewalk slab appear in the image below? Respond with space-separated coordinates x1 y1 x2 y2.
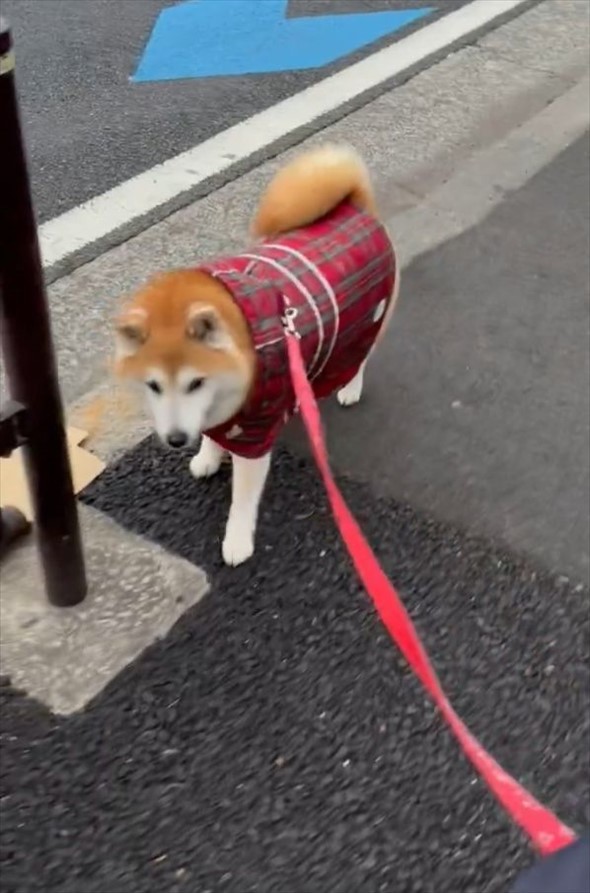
478 0 590 81
0 504 208 714
390 75 590 265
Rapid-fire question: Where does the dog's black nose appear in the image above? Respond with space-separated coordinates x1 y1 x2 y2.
166 430 188 449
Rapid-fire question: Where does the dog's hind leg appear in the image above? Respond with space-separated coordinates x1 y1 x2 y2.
337 362 366 407
337 271 401 408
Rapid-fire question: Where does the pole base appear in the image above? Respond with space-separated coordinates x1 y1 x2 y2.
0 505 31 558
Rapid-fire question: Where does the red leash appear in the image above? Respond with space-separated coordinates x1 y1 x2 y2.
284 326 576 856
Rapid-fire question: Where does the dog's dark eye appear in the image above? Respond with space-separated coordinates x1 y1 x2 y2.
186 378 204 394
146 380 162 395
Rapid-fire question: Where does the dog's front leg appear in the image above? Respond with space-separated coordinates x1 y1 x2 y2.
222 452 271 566
190 435 225 479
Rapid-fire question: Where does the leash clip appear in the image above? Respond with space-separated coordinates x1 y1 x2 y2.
282 305 300 339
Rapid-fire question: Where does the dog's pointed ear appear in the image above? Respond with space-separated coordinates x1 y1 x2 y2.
186 305 229 349
115 308 148 358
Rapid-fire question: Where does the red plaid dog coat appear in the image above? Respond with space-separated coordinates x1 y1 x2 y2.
200 200 397 459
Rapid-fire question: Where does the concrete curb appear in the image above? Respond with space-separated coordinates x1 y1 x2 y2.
0 504 209 714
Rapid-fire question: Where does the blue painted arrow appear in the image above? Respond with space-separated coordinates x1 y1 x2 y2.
133 0 435 82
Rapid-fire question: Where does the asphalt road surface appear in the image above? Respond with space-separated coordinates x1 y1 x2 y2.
5 0 467 222
1 132 588 893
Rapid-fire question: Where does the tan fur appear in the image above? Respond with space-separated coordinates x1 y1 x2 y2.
115 269 256 384
252 144 377 238
115 145 381 385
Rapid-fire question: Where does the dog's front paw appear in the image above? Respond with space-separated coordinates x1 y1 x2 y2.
222 522 254 567
337 379 362 407
189 439 223 479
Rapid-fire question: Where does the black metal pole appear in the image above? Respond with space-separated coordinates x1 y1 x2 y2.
0 20 87 606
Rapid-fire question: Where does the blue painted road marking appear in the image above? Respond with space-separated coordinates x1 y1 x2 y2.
133 0 435 82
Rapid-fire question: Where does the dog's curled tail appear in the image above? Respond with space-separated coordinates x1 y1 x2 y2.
251 144 376 239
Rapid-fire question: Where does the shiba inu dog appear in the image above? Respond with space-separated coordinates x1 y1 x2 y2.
114 145 399 565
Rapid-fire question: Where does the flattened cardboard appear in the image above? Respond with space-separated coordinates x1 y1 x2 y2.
0 427 104 520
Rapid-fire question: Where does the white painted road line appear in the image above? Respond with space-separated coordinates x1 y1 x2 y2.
39 0 529 273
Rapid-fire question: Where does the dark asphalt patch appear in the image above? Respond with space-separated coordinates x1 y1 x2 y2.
1 442 588 893
287 133 590 586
